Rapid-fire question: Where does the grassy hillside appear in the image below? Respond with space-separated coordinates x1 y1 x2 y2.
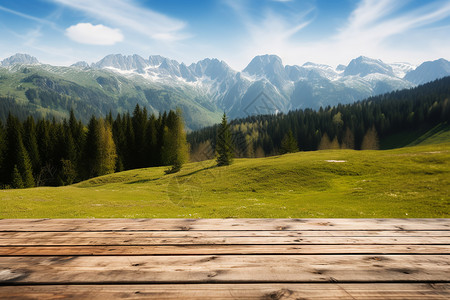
408 123 450 146
380 123 450 149
1 143 448 218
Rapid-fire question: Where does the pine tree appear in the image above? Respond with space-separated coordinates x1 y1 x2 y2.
0 121 4 184
112 114 126 172
17 141 35 188
98 119 117 175
163 109 189 174
83 117 117 178
330 136 340 149
132 104 147 168
4 114 34 187
280 130 298 154
23 116 41 176
318 133 331 150
341 127 355 149
69 109 85 168
361 126 380 150
11 165 24 189
144 114 158 167
83 116 101 179
124 113 135 169
216 113 234 166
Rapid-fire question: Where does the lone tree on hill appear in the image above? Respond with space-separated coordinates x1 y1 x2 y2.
216 113 234 166
280 130 298 154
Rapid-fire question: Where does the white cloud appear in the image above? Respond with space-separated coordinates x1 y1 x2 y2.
50 0 188 42
65 23 123 45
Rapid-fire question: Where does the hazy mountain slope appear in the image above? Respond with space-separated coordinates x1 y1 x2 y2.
404 58 450 84
0 63 221 129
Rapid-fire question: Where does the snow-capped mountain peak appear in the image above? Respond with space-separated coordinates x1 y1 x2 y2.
344 56 395 77
80 53 448 117
1 53 40 66
4 53 449 121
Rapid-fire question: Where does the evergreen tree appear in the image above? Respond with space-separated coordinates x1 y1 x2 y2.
60 159 77 185
83 117 117 178
318 133 331 150
112 114 126 172
216 113 234 166
11 165 24 189
330 136 340 149
83 116 101 178
23 116 41 176
16 140 35 188
280 130 298 154
341 127 355 149
35 119 55 186
4 114 34 187
132 104 147 168
0 121 4 182
145 114 158 167
69 109 85 169
98 119 117 175
162 109 189 174
124 113 135 169
361 126 380 150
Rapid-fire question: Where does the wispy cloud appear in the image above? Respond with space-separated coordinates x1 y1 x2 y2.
49 0 189 42
336 0 450 47
323 0 450 65
0 4 59 29
224 0 315 66
224 0 450 68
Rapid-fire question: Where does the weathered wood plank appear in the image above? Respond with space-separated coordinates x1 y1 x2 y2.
0 283 448 299
1 236 448 246
0 245 447 256
0 255 448 284
1 230 447 238
0 218 448 231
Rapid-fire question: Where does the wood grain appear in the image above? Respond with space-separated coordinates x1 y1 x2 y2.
0 255 449 283
0 218 448 298
1 236 449 246
0 284 449 299
0 218 448 231
1 244 448 256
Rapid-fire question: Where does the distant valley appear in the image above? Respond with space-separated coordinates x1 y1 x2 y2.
1 53 450 129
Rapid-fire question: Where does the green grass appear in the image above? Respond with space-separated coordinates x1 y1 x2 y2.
1 143 449 218
407 123 450 146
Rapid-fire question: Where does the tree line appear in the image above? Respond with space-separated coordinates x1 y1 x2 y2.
0 105 189 188
188 76 450 159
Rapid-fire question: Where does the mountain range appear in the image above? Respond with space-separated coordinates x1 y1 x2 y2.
1 53 449 129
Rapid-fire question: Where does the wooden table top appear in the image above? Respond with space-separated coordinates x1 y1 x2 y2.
0 218 449 299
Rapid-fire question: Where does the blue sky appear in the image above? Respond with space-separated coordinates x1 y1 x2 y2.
0 0 449 69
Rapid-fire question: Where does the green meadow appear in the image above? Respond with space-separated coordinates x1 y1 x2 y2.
1 142 449 219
